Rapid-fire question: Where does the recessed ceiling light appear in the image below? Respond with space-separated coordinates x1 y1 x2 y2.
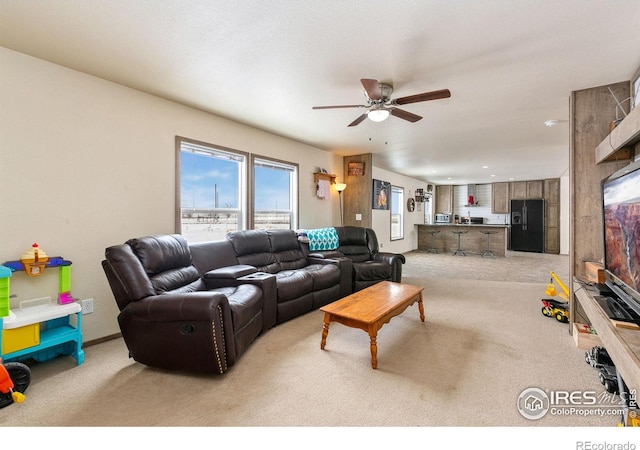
482 165 489 169
447 177 452 180
491 174 496 177
544 119 560 127
509 177 514 180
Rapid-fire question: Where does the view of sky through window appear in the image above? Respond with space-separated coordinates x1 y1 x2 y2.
181 152 291 211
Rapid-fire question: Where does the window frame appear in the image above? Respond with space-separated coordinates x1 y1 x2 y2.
175 136 248 241
390 185 404 241
249 154 299 230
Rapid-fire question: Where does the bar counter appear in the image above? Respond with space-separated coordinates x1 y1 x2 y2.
416 224 510 256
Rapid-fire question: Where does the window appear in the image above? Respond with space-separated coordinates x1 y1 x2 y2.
391 185 404 240
176 137 299 242
251 155 298 230
177 137 247 242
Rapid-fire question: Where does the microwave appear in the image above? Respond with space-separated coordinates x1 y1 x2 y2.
435 213 451 223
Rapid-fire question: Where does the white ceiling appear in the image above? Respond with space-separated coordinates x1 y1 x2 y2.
1 1 639 185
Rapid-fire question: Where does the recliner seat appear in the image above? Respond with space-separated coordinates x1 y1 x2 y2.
226 229 343 324
102 234 263 374
301 226 405 292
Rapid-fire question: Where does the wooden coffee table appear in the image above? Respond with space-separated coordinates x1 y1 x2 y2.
320 281 425 369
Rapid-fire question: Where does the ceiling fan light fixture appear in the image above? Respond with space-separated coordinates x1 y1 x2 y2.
368 108 390 122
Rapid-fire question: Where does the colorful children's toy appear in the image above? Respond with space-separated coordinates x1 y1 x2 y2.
20 243 49 277
541 271 570 323
0 357 30 408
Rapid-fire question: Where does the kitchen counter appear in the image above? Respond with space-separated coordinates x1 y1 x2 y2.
422 223 510 227
416 224 508 256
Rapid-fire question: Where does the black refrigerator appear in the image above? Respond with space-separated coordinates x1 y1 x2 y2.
510 199 545 253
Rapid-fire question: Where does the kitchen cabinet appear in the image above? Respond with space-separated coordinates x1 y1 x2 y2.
491 182 509 214
510 180 544 199
527 180 544 198
435 185 453 214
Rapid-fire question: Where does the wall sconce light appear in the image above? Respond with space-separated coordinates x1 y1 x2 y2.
333 182 347 226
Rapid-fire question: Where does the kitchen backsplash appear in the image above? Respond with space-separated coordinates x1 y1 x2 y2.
453 184 509 224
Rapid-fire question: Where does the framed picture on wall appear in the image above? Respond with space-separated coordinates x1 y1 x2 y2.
372 179 390 210
348 161 365 176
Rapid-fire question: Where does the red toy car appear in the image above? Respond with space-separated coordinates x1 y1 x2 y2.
0 358 31 408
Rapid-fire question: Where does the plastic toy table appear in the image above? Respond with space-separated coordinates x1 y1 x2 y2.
1 299 84 365
0 257 83 366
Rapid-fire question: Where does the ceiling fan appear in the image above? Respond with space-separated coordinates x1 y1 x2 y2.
312 79 451 127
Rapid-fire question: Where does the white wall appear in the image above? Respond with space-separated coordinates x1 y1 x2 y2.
371 166 430 254
0 48 343 341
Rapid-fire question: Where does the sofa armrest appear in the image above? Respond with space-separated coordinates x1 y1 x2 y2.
202 266 277 332
203 264 259 290
118 291 236 374
373 252 406 265
373 252 406 282
204 264 257 281
121 291 230 321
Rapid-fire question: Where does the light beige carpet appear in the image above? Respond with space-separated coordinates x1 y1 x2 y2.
1 252 617 429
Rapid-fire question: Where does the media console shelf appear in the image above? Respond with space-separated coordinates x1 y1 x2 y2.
573 280 640 394
595 104 640 163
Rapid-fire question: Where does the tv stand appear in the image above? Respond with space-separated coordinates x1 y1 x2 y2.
573 279 640 396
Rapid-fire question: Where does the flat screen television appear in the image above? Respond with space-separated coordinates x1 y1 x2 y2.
601 159 640 316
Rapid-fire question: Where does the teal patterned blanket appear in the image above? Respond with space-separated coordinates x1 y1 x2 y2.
304 227 339 251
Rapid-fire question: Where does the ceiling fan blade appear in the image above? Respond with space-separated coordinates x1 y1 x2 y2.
361 79 382 100
394 89 451 105
312 104 363 109
348 114 368 127
390 108 422 123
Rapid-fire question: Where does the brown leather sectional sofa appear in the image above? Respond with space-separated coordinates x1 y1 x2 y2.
102 227 404 374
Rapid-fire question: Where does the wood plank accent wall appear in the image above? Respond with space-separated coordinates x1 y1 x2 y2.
343 153 372 228
570 81 632 324
544 178 560 254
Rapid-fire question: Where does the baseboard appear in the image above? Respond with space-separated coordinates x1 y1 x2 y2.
82 332 122 348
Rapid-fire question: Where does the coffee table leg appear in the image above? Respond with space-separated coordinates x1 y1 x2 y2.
321 314 330 350
417 293 425 322
369 328 378 369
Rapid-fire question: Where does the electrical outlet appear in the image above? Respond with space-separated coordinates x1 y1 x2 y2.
81 298 94 315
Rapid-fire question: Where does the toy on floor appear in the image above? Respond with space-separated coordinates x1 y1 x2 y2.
0 357 31 408
541 271 569 323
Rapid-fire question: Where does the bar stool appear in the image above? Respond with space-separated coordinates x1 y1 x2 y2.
426 230 440 253
480 230 499 258
451 229 468 256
